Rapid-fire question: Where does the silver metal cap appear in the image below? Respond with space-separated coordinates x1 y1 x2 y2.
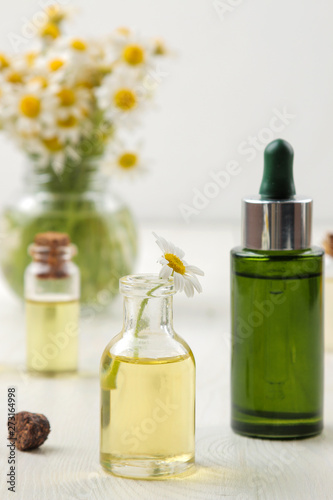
242 195 312 250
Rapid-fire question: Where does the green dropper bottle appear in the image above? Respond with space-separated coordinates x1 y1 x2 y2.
230 139 324 439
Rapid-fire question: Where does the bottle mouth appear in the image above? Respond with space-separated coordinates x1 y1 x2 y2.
119 274 176 297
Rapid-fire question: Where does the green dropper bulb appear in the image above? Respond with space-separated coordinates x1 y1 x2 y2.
259 139 296 199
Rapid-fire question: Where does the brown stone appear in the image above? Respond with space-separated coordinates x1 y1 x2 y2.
9 411 50 451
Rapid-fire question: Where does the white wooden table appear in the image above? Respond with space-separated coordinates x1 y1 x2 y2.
1 225 333 500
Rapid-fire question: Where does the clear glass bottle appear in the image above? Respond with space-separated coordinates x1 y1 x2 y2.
25 232 80 375
323 233 333 352
100 274 195 479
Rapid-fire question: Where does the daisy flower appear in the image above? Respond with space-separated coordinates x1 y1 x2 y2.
51 83 93 121
34 48 71 83
102 140 147 178
0 11 169 182
45 113 86 144
108 31 157 71
96 66 145 126
0 84 56 137
153 232 204 297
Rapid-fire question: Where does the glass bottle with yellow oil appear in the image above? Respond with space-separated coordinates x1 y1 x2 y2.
100 274 195 479
25 232 80 375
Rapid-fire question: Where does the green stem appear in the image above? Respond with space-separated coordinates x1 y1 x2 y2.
134 282 165 338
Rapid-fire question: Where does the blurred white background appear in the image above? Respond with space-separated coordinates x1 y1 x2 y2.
0 0 332 226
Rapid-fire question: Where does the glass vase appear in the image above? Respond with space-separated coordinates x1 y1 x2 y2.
100 274 196 479
0 164 137 306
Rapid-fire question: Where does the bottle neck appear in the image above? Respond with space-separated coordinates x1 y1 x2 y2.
123 295 174 337
29 243 76 279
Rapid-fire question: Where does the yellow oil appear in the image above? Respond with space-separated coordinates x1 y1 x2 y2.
26 299 79 374
100 353 195 479
325 277 333 352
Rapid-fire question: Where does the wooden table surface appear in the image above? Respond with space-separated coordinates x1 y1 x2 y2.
0 225 333 500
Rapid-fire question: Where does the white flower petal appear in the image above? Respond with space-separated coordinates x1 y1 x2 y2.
173 272 184 292
186 264 204 276
173 246 185 259
159 264 172 279
153 232 170 253
184 279 194 298
185 273 203 293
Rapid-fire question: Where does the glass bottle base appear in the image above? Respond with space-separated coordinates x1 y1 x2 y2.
100 453 195 479
232 410 323 440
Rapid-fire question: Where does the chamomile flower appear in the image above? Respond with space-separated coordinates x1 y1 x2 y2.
0 11 168 181
97 66 143 125
34 49 71 83
103 141 147 177
52 84 93 120
107 31 158 73
0 52 35 87
119 38 155 71
1 85 56 136
153 233 204 297
46 114 85 143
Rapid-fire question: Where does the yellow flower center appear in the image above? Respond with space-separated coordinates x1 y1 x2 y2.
7 72 23 84
123 45 145 65
49 58 64 72
0 53 9 69
25 51 38 67
71 38 87 51
57 116 77 128
19 95 41 118
57 88 76 106
29 76 48 88
43 137 62 152
164 253 186 275
40 22 60 39
114 89 137 111
118 152 138 169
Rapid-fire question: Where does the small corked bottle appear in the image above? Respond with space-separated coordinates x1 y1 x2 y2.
323 233 333 352
25 232 80 374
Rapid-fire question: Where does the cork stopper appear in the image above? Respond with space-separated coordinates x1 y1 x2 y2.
29 232 75 279
323 233 333 257
34 232 70 248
